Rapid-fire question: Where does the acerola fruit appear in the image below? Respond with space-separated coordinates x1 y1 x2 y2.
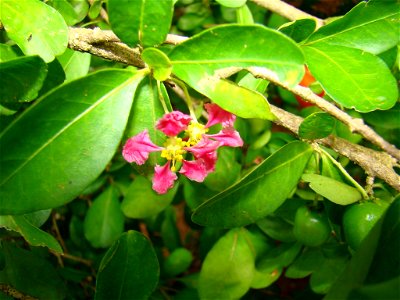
293 205 331 247
295 66 325 108
343 202 386 251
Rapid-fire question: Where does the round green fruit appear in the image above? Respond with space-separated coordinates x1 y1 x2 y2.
293 205 331 247
343 202 386 251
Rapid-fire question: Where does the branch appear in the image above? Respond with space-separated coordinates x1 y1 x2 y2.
250 0 325 28
0 284 38 300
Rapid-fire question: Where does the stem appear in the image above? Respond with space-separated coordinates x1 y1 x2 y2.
318 147 369 199
157 80 169 114
0 284 38 300
170 77 197 121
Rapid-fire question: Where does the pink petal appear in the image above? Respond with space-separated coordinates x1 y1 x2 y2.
156 111 192 136
205 103 236 128
152 162 178 194
122 130 162 165
180 159 208 182
199 151 218 173
187 137 220 158
208 128 243 147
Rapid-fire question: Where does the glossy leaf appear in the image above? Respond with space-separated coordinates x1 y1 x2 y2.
95 231 160 300
58 49 91 82
192 141 313 228
0 0 68 62
302 174 362 205
198 228 255 299
303 43 398 112
280 19 316 43
257 215 296 243
0 215 62 253
0 70 144 214
0 44 22 62
141 48 172 81
0 56 47 109
121 176 178 219
305 0 400 55
285 247 325 279
299 112 336 140
364 102 400 129
48 0 89 25
84 186 125 248
108 0 174 47
0 243 66 299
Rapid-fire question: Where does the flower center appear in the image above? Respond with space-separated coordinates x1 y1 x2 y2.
185 122 208 146
161 137 187 171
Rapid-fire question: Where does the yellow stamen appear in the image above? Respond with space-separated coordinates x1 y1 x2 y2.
161 137 187 171
185 122 208 146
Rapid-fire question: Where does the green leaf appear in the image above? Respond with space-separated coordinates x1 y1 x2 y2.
108 0 174 47
198 228 255 300
48 0 89 26
121 176 178 219
192 141 313 228
163 247 193 278
95 231 160 300
299 112 336 140
216 0 247 8
305 1 400 55
302 174 362 205
236 4 254 25
0 56 47 109
0 215 62 253
57 49 91 82
169 24 305 118
0 243 66 299
84 186 125 248
303 43 398 112
279 19 316 43
0 0 68 62
257 215 297 243
364 102 400 129
0 44 22 62
285 247 325 279
141 48 172 81
0 69 144 214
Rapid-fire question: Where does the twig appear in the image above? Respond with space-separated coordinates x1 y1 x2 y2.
250 0 325 28
0 284 38 300
60 253 93 267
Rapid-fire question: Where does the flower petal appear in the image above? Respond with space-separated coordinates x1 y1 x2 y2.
153 162 178 194
122 130 162 164
180 159 208 182
205 103 236 128
208 128 243 147
187 137 220 158
156 111 192 136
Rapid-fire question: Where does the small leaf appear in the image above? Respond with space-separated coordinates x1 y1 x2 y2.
299 112 336 140
163 248 193 277
216 0 247 8
95 231 160 300
192 141 313 228
141 48 172 81
108 0 174 47
84 186 125 248
198 228 255 300
0 56 47 109
0 0 68 62
280 19 316 43
305 0 400 55
286 247 325 279
303 43 398 112
257 215 297 243
57 49 91 82
121 176 178 219
302 174 362 205
236 4 254 24
0 215 62 253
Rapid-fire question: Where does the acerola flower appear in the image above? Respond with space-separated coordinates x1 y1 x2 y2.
122 104 243 194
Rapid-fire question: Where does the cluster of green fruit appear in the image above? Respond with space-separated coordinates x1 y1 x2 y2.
293 202 386 250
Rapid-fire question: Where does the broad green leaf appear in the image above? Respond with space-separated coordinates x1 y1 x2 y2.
0 243 66 299
198 228 255 300
0 44 22 62
305 0 400 55
303 43 398 112
216 0 246 8
39 58 66 96
169 25 305 118
349 277 400 300
364 102 400 129
299 112 336 140
257 242 302 269
285 247 325 279
108 0 174 47
48 0 89 25
192 141 313 228
84 186 125 248
302 174 362 205
257 215 297 243
251 265 281 289
0 56 47 109
58 49 91 82
0 215 62 253
89 0 102 19
280 19 316 43
0 0 68 62
0 69 145 214
141 48 172 81
121 176 178 219
95 231 159 300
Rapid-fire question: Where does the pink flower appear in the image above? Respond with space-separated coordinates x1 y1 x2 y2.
205 103 236 128
153 162 178 194
208 128 244 147
122 130 162 164
156 111 192 136
180 160 208 182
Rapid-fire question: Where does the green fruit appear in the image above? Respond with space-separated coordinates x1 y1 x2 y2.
293 205 331 247
343 202 386 251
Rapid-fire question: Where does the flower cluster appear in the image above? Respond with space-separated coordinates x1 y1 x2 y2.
122 103 243 194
